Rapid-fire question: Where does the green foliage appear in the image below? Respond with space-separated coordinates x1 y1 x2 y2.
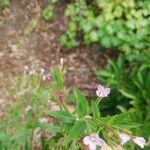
42 4 54 21
60 0 150 52
0 64 144 149
97 50 150 148
48 110 74 123
0 0 10 10
42 0 58 21
74 88 89 117
51 67 65 88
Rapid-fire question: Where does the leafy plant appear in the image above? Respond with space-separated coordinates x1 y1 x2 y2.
60 0 150 52
0 64 146 149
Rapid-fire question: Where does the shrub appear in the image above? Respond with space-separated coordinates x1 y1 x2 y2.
60 0 150 52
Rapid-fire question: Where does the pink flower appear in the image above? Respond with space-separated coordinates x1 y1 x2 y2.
59 94 64 102
96 84 111 98
83 133 105 150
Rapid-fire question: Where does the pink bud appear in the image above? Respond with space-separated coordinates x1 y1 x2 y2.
59 94 64 102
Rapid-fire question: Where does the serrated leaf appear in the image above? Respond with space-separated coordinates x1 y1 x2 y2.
91 100 100 119
48 110 74 123
100 112 141 129
37 122 62 133
74 88 89 117
64 120 86 145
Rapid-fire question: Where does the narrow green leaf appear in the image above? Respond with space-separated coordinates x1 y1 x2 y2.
51 67 64 88
24 137 31 150
119 89 137 100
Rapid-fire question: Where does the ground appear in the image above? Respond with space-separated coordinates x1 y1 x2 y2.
0 0 112 117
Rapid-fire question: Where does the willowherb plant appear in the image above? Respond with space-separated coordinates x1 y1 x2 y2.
0 61 147 150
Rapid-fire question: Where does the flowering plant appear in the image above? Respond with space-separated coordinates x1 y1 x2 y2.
0 62 147 149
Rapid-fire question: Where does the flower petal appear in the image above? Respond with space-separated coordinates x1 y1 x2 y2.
83 136 90 145
89 142 97 150
119 133 131 145
133 137 146 149
96 84 111 98
95 137 105 147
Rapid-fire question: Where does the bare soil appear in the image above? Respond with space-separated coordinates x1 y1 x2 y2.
0 0 112 116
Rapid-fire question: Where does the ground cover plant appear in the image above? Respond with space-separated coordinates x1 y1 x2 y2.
42 0 58 21
0 63 147 150
59 0 150 52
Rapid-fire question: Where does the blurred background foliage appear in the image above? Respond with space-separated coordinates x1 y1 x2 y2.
60 0 150 53
0 0 150 149
0 0 10 11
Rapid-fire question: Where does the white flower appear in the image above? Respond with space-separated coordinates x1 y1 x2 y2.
119 133 131 145
133 137 146 149
96 84 111 98
83 133 105 150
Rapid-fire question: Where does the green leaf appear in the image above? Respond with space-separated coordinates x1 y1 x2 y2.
91 100 100 119
80 19 93 32
64 120 86 145
24 137 31 150
74 88 89 117
68 21 77 32
60 35 68 46
37 122 62 133
101 36 112 48
100 112 141 129
42 5 54 21
89 31 99 42
0 132 9 141
51 67 64 88
119 89 137 100
48 110 74 123
31 74 40 89
0 0 10 8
